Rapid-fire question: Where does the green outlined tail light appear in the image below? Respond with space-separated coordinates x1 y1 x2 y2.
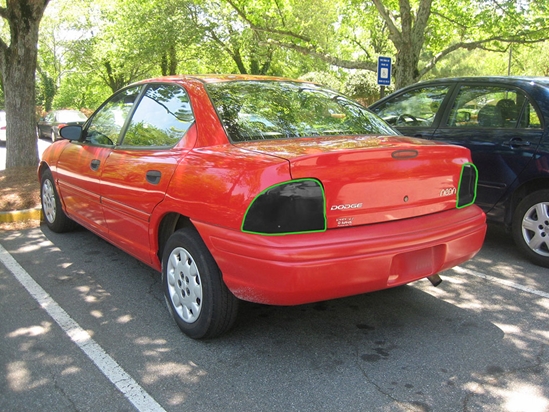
457 163 478 208
242 179 327 235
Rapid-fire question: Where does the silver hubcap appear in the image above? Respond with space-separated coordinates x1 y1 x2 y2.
42 179 57 224
167 247 202 323
521 201 549 257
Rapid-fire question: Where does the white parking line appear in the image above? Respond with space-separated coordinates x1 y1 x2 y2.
452 266 549 299
0 245 166 412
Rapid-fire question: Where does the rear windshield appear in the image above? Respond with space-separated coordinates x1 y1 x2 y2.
205 81 396 142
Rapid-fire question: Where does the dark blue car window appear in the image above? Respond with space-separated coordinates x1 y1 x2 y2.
447 85 541 129
372 86 450 127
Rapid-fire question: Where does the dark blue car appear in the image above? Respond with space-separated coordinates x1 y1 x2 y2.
370 76 549 267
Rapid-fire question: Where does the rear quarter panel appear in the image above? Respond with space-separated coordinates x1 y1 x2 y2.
156 145 292 230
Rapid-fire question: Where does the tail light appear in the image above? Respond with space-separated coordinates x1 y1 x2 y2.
242 179 326 235
457 163 478 208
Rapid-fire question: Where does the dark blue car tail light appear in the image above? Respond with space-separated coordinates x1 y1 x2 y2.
457 163 478 208
242 179 327 235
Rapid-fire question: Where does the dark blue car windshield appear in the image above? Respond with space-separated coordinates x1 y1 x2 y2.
205 81 396 142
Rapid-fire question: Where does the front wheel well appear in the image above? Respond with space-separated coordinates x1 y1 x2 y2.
38 162 50 182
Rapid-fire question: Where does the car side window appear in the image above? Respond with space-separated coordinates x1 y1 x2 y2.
523 101 542 129
121 84 194 148
85 86 142 146
372 86 450 127
447 85 542 129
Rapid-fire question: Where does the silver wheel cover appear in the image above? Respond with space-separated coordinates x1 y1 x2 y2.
521 201 549 257
42 179 57 224
167 247 203 323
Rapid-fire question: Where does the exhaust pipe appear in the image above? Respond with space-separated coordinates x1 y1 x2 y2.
427 274 442 287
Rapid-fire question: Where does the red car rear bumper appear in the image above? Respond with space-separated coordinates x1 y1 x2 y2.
194 205 486 305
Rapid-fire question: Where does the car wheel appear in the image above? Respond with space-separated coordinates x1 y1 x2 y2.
512 190 549 268
40 169 76 233
162 228 239 339
51 130 57 142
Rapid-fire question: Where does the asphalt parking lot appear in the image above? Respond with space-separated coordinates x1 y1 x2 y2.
1 222 548 412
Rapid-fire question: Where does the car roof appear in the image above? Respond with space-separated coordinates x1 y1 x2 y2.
408 76 549 88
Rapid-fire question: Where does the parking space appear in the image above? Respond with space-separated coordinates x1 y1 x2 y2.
1 224 548 411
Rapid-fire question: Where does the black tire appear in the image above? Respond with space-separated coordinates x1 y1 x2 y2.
512 190 549 268
162 228 239 339
40 169 76 233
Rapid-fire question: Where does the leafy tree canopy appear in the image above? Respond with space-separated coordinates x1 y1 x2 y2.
34 0 549 113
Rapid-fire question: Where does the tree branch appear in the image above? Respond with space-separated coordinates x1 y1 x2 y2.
412 0 433 56
371 0 402 46
259 39 377 71
430 10 468 30
419 33 549 77
225 0 312 43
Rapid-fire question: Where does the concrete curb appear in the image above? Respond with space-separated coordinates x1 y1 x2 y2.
0 207 43 223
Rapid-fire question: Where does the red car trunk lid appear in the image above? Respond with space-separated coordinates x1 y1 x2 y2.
238 135 472 228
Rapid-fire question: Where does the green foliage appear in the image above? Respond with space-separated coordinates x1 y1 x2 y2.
299 71 343 92
34 0 549 113
343 71 394 104
53 72 111 112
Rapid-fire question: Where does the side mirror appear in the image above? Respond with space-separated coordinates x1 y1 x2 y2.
59 125 83 141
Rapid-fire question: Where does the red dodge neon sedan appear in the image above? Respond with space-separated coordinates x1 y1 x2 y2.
39 75 487 339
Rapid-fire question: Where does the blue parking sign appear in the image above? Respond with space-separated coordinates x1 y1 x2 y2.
377 56 392 86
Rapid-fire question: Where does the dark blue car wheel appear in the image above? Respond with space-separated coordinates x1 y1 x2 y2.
512 190 549 268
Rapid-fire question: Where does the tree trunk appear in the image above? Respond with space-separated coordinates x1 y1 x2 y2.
394 46 421 90
160 44 178 76
0 0 49 169
372 0 432 89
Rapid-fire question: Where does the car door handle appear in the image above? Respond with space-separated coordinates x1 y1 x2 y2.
146 170 162 185
90 159 100 171
505 137 531 148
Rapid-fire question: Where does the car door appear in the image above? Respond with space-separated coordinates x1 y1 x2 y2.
370 84 453 139
55 86 143 234
99 83 195 262
432 83 544 217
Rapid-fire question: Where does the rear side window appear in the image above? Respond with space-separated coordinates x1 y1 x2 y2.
121 84 194 147
447 85 542 129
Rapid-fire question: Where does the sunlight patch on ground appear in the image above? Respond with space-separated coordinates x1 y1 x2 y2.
504 384 548 412
116 314 133 324
7 361 48 391
143 361 207 386
7 321 52 337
